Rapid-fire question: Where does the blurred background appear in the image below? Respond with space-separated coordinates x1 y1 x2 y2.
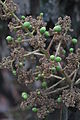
0 0 80 120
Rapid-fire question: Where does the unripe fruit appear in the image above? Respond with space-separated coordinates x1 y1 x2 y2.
32 107 38 112
12 70 16 76
69 48 74 53
19 62 23 67
28 25 32 30
17 37 22 42
44 31 50 38
22 92 28 100
40 27 46 34
50 55 55 61
53 25 61 32
72 38 77 44
21 15 25 20
6 36 12 42
56 66 61 71
57 96 62 103
42 81 47 88
55 56 62 62
35 77 39 81
51 67 56 73
37 91 40 95
40 12 43 17
62 49 66 55
22 22 30 29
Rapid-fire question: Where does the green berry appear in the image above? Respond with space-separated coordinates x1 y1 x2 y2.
17 37 22 42
35 77 39 81
55 56 62 62
40 12 43 17
51 67 56 73
21 15 25 20
69 48 74 53
56 66 61 71
12 70 16 76
32 107 38 112
40 27 46 34
42 81 47 88
22 22 30 29
22 92 28 100
6 36 12 42
19 62 23 67
53 25 61 32
37 91 40 95
62 49 66 55
28 25 32 30
57 96 62 103
38 73 44 79
50 55 55 61
72 38 77 44
44 31 50 38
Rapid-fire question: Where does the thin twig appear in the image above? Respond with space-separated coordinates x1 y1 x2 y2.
47 38 54 53
45 78 65 92
46 85 69 95
55 40 62 57
71 69 78 89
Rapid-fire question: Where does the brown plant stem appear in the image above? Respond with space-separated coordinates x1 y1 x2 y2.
55 40 62 57
46 85 69 95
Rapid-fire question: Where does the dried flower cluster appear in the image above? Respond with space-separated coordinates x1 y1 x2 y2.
0 0 80 119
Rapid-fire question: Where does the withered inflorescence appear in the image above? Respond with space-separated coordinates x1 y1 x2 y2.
0 0 80 119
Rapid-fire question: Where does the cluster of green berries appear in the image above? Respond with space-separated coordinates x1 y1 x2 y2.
40 27 50 38
50 55 62 72
69 38 77 53
35 73 44 81
50 55 62 62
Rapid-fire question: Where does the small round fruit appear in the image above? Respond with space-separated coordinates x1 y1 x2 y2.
17 37 22 42
62 49 66 55
69 48 74 53
53 25 61 32
57 96 62 103
37 91 40 95
19 62 23 67
44 31 50 38
50 55 55 61
12 70 16 76
40 12 43 17
22 92 28 100
35 77 39 81
22 22 30 28
21 15 25 20
56 66 61 71
6 36 12 42
55 56 62 62
40 27 46 34
28 25 32 30
51 67 56 73
42 81 47 88
38 73 44 79
72 38 77 44
32 107 38 112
